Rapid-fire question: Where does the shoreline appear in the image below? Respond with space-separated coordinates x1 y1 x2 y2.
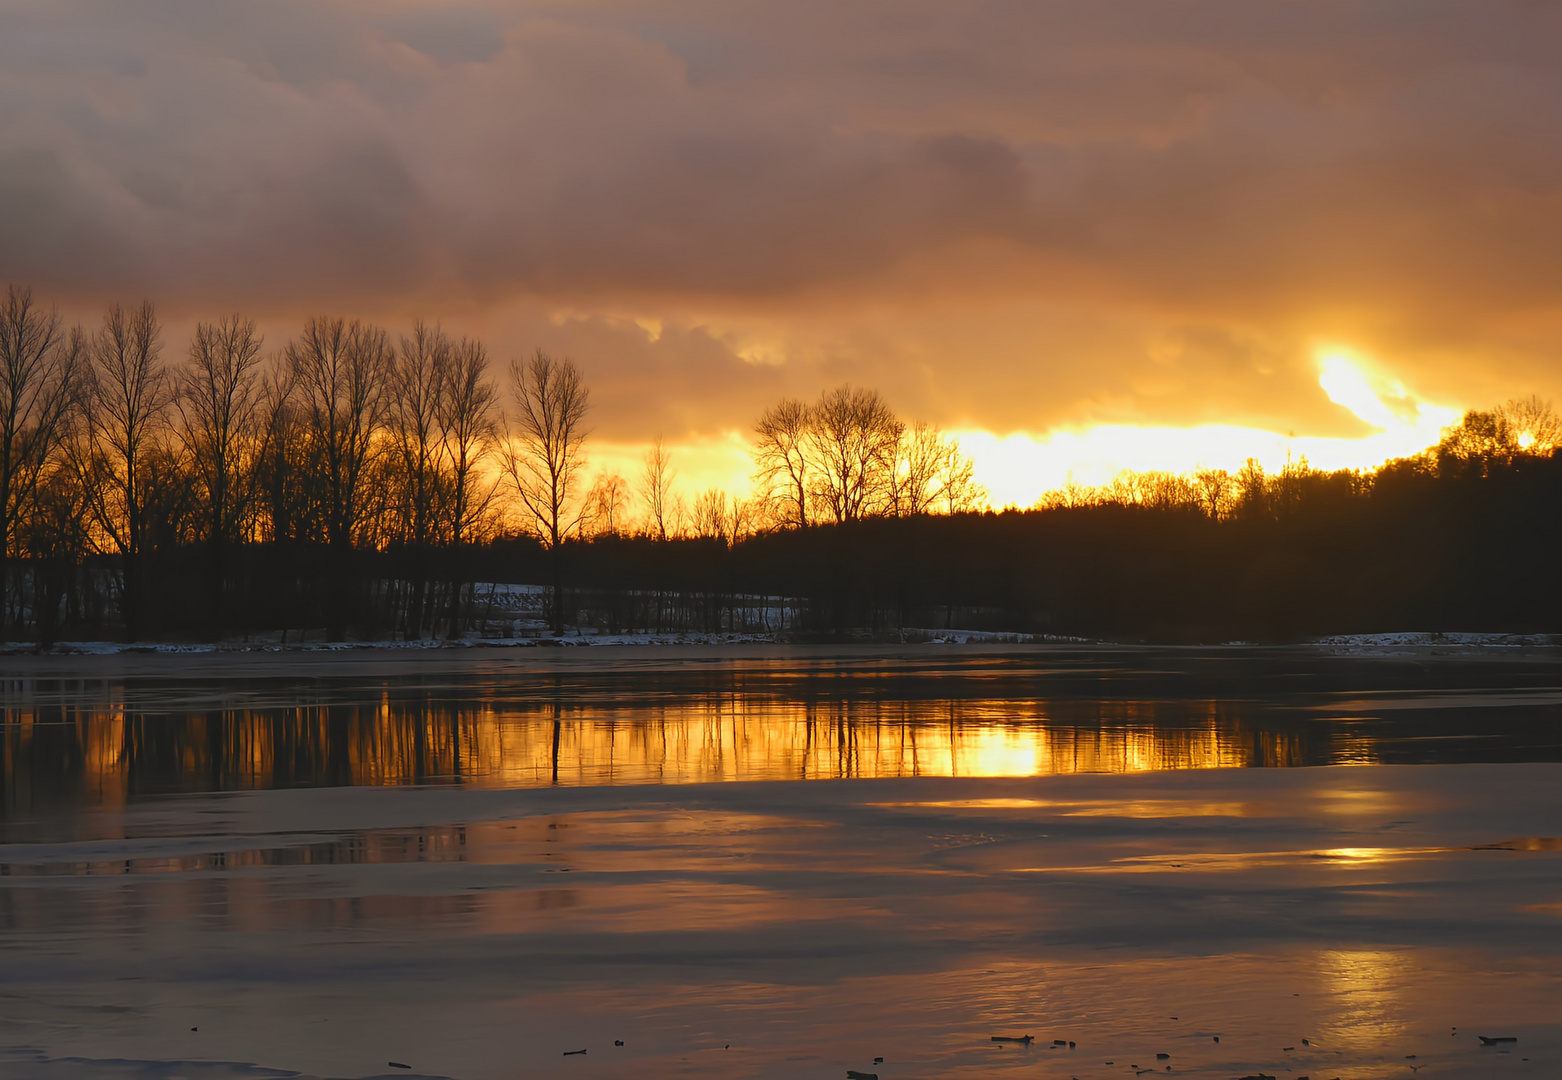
0 633 1559 680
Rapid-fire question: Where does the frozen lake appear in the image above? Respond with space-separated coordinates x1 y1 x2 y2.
2 645 1560 1079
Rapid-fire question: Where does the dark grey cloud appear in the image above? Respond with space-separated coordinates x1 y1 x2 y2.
1 0 1559 438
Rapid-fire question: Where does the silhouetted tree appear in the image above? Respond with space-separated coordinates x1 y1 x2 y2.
177 314 265 635
584 471 630 537
439 336 498 547
1235 457 1268 519
1498 395 1560 454
254 367 302 543
1194 467 1235 519
389 321 451 635
725 493 755 545
641 436 675 541
809 385 902 523
0 286 79 636
391 322 449 546
753 398 813 529
21 464 90 642
1035 478 1096 511
434 335 499 635
691 487 729 541
504 350 590 549
938 438 986 514
504 349 589 629
894 420 947 516
286 316 392 636
76 301 170 639
1439 397 1560 477
286 317 393 551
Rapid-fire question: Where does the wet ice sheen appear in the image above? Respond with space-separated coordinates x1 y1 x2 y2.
1 646 1560 1079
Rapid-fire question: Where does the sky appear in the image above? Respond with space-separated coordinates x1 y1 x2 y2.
3 0 1560 506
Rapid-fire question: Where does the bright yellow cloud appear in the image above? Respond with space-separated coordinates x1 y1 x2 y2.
956 352 1460 508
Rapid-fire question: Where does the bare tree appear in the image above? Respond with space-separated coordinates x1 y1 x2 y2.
254 367 301 543
1035 476 1097 510
1436 409 1521 476
1235 458 1268 518
584 471 630 537
690 487 729 541
504 349 590 548
177 314 265 634
1144 471 1200 511
938 439 986 514
1099 472 1141 507
286 317 393 551
753 398 813 528
725 494 754 546
641 435 675 541
21 460 89 643
391 321 451 550
1497 395 1560 455
0 286 80 635
504 349 590 630
1268 453 1310 517
1194 467 1235 519
808 385 902 523
439 337 499 547
429 336 500 638
894 421 951 516
388 321 453 636
77 301 170 639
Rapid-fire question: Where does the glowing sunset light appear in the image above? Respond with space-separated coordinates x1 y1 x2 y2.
4 2 1556 532
956 351 1461 509
1317 351 1407 430
562 351 1464 514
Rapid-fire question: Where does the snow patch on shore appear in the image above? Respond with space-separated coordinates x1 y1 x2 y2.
1312 631 1562 649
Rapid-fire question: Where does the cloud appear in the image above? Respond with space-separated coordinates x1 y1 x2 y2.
1 0 1560 445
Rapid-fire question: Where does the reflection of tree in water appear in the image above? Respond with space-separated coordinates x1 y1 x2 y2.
2 683 1318 816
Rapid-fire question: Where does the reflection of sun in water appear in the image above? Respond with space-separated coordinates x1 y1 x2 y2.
1315 949 1412 1049
951 727 1044 776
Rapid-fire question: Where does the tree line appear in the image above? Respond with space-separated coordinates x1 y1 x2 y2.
3 281 1559 643
740 424 1562 641
2 289 525 641
1035 395 1560 518
0 286 986 642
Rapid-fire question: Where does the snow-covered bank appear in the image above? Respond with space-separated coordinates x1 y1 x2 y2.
0 624 1102 656
0 631 780 656
1311 631 1562 650
7 628 1562 657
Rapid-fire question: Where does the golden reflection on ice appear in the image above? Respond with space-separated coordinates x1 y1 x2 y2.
875 797 1256 817
1313 949 1412 1050
405 699 1264 787
1060 799 1252 818
1093 845 1449 873
2 690 1300 804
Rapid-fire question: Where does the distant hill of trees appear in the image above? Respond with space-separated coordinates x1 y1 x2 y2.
1 283 1558 644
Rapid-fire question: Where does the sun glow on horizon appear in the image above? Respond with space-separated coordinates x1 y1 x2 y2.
577 352 1462 517
956 351 1461 509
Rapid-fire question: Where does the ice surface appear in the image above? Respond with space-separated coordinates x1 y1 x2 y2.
2 648 1561 1079
1 767 1560 1079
